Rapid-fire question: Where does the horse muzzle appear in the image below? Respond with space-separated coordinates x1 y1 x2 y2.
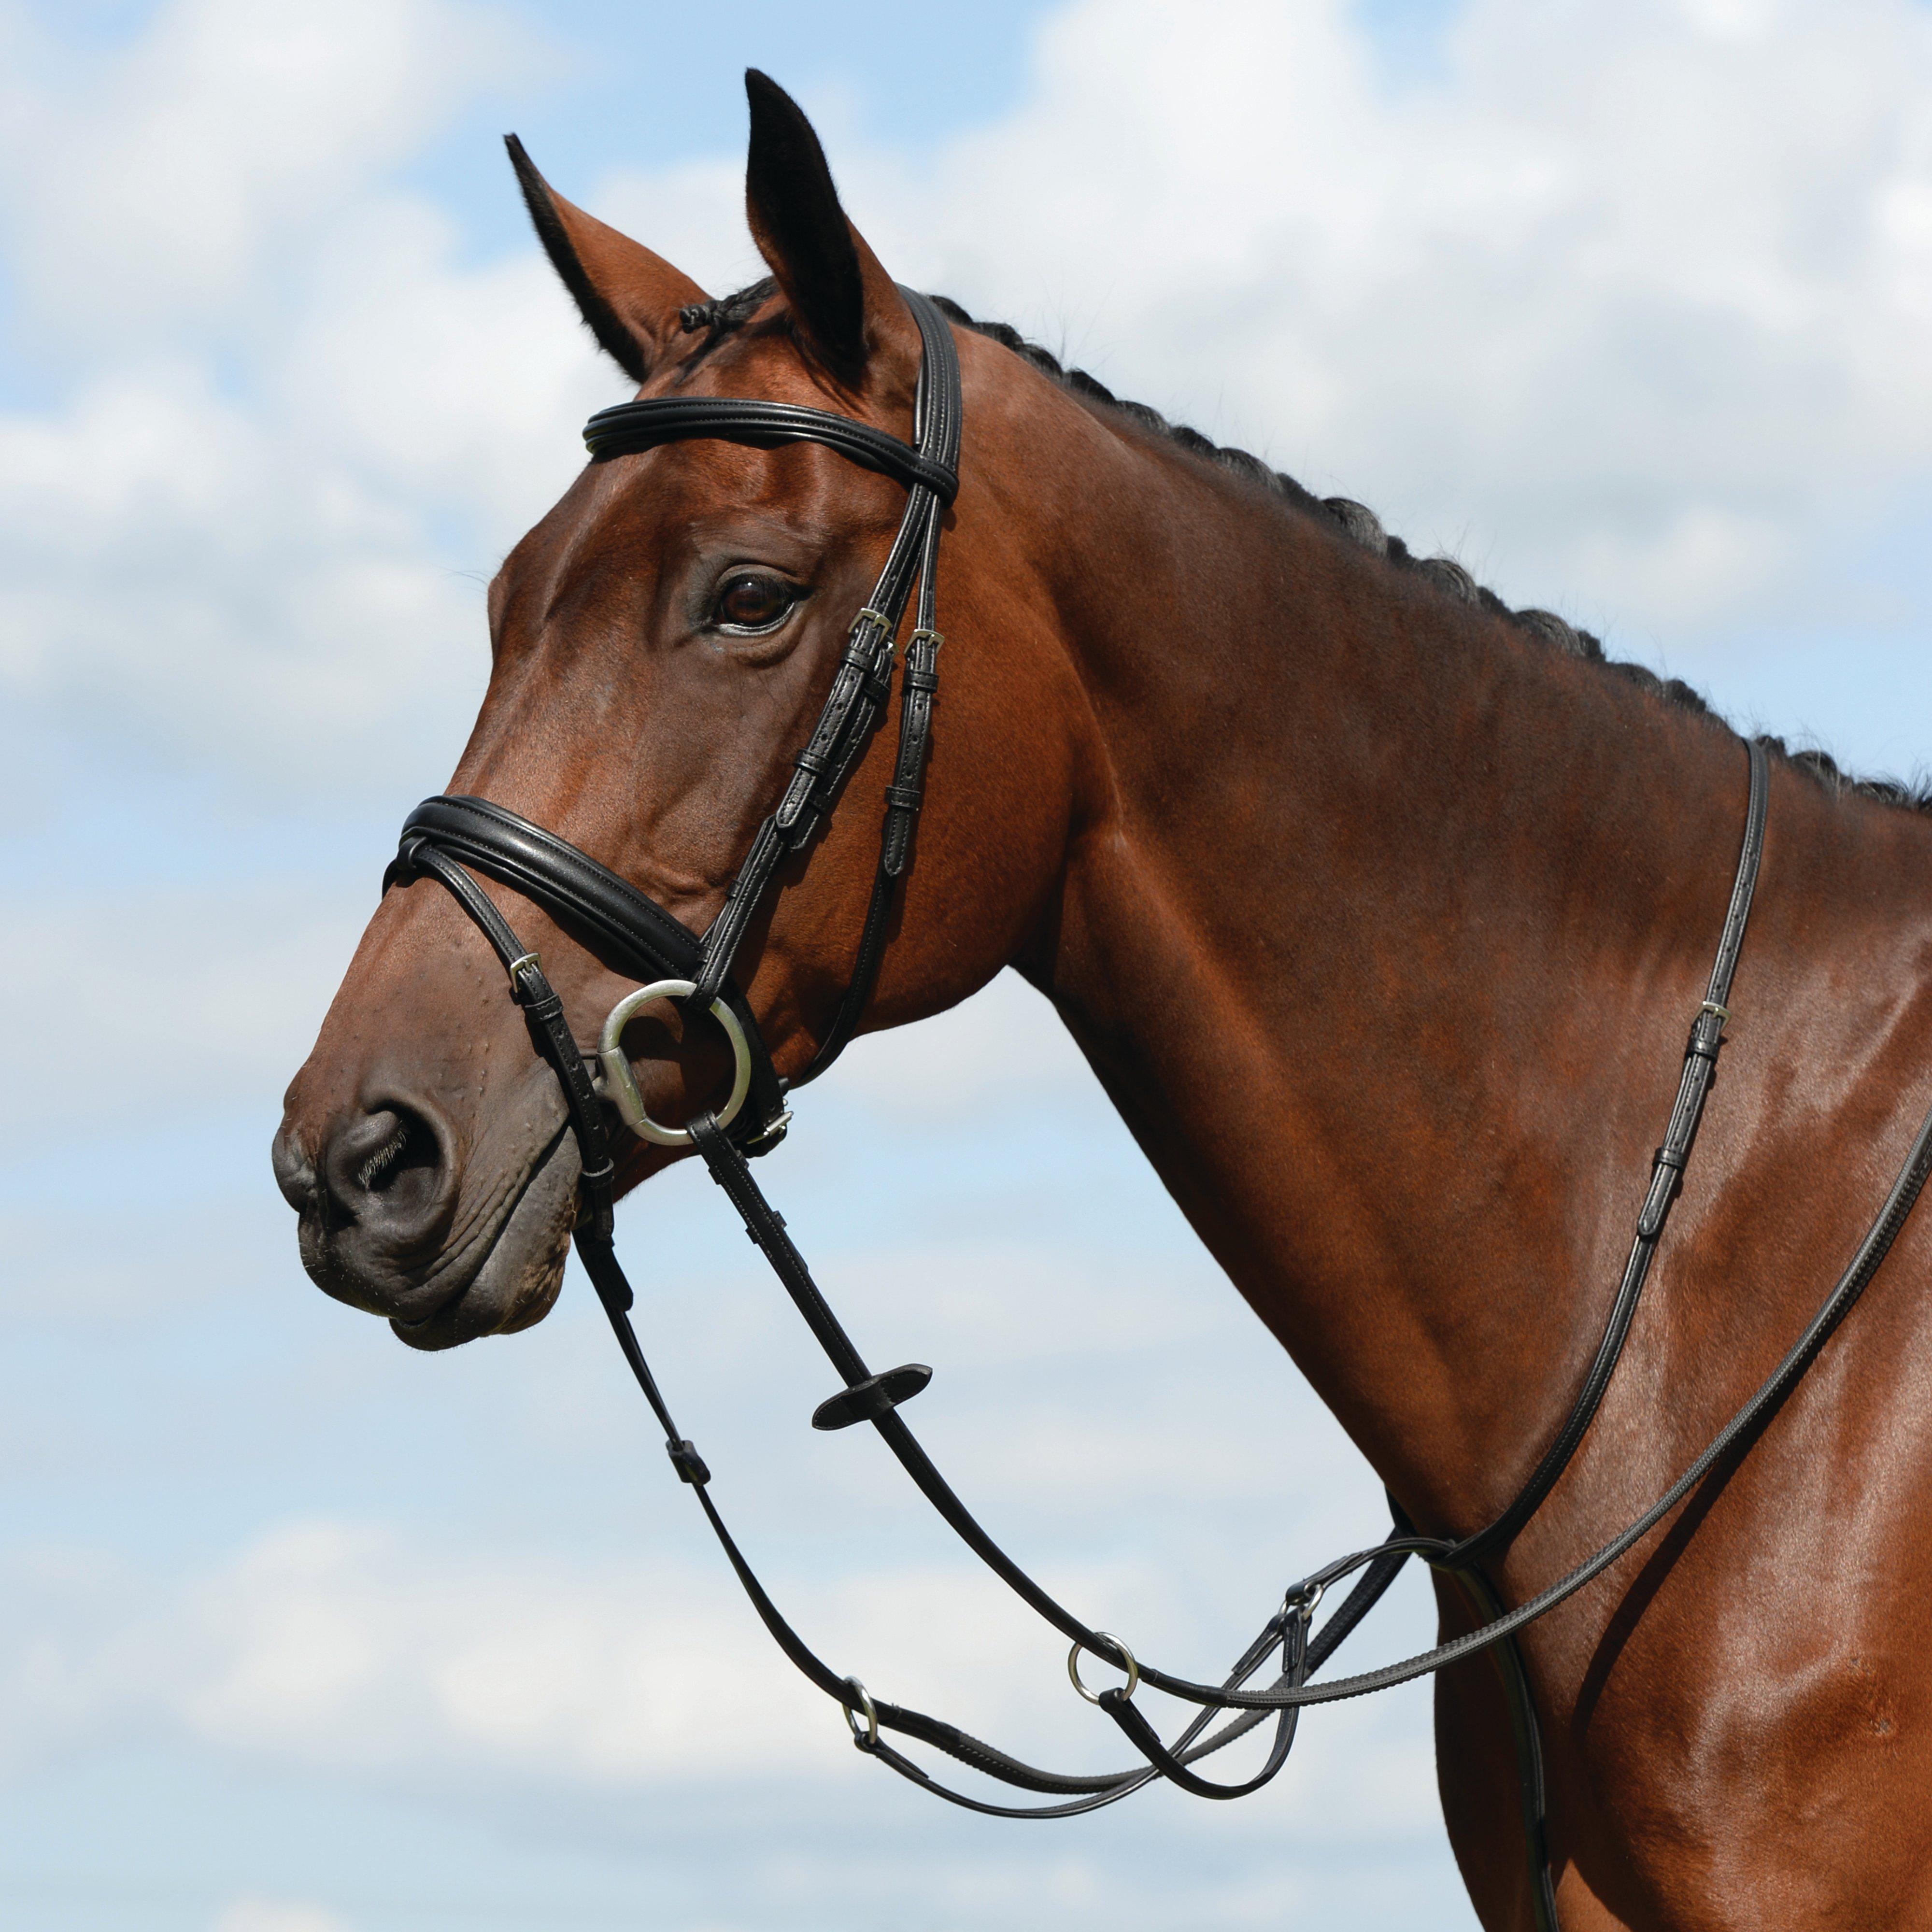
272 1080 580 1349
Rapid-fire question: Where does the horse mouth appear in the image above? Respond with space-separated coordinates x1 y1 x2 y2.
387 1126 583 1352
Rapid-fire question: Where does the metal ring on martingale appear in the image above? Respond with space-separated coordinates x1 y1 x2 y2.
1067 1632 1140 1705
597 978 753 1148
842 1677 879 1749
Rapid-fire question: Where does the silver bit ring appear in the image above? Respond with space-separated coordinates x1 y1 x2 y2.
597 979 752 1148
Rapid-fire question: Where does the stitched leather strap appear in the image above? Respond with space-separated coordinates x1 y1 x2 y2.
391 795 709 980
583 397 960 502
394 842 618 1239
695 288 962 1037
1445 736 1770 1567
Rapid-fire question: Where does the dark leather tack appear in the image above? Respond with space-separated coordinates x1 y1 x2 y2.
812 1364 934 1432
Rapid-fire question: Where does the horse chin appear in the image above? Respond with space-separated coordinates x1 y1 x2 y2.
389 1132 582 1353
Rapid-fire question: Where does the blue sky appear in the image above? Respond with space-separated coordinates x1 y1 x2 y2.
6 2 1932 1928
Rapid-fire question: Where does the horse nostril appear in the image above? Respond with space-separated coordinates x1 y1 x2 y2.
356 1109 439 1194
322 1098 455 1244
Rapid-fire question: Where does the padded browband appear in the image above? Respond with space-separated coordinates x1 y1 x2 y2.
582 397 960 504
389 794 788 1138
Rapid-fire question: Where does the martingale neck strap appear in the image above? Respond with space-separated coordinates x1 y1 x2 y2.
1447 734 1771 1566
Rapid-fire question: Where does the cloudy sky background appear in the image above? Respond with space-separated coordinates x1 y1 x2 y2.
6 1 1932 1927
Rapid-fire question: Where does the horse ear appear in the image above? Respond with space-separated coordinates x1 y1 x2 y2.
505 135 710 385
742 70 907 391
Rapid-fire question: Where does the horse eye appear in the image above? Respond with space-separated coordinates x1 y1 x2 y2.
715 571 796 631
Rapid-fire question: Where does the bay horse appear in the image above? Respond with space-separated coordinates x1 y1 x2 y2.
273 71 1932 1929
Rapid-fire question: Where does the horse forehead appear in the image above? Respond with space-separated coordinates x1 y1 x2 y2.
667 311 928 444
489 314 935 638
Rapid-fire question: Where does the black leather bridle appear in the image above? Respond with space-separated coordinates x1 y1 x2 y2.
384 290 1932 1919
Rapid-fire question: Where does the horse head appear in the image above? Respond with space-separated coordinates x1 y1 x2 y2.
274 74 1089 1350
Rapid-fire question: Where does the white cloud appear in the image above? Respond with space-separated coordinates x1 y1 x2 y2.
607 0 1932 649
822 967 1094 1118
0 1514 1441 1844
10 0 1932 798
0 878 368 1153
0 0 536 341
0 357 483 784
213 1898 353 1932
0 0 595 792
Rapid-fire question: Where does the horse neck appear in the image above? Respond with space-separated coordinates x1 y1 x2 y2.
1016 418 1782 1531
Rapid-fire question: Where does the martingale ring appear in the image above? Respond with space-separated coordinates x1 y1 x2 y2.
842 1677 880 1748
1067 1632 1140 1705
597 979 753 1148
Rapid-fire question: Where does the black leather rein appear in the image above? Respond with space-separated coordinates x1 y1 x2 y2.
382 290 1932 1915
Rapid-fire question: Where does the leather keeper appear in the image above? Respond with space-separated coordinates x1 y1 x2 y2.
1636 1165 1679 1240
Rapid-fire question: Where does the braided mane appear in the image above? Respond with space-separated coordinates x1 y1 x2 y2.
679 280 1927 814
